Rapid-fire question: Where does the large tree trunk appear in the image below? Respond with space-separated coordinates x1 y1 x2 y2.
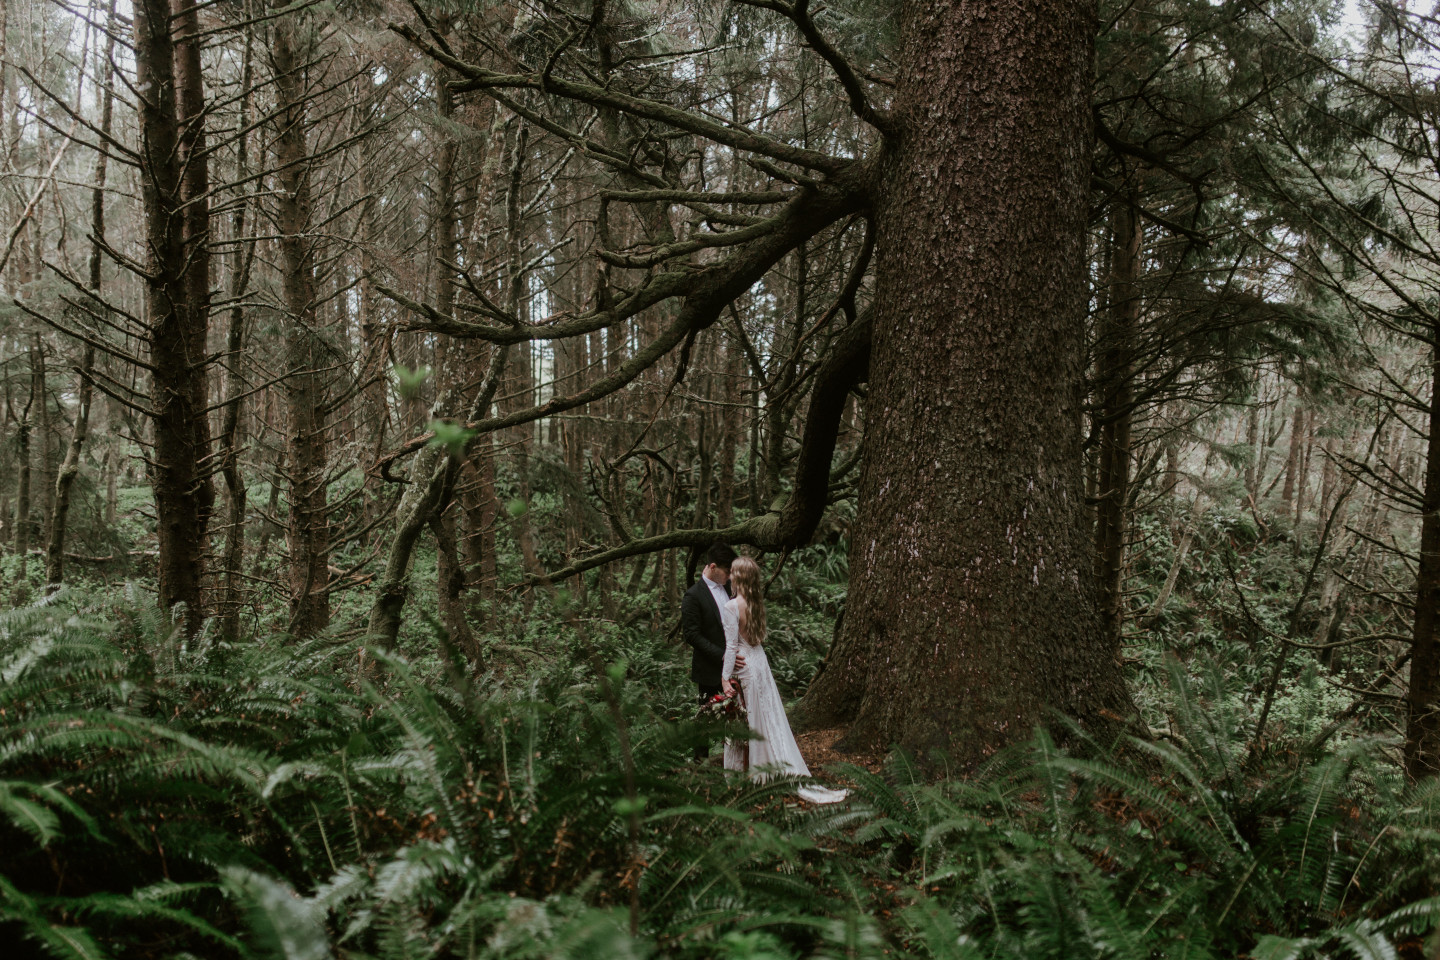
802 0 1132 762
1405 343 1440 779
135 0 213 634
273 16 330 636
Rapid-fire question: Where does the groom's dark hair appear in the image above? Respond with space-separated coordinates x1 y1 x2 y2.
706 542 738 570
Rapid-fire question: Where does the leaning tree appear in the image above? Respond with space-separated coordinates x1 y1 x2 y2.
384 0 1136 762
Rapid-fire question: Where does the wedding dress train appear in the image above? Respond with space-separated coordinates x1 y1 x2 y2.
720 598 848 804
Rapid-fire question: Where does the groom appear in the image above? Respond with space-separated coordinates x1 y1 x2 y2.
682 542 743 760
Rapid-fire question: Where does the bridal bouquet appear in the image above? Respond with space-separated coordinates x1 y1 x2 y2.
697 687 746 723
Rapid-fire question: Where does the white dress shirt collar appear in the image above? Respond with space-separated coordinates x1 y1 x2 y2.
703 572 729 607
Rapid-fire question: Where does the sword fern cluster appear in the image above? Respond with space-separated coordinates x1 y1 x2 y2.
0 591 1436 959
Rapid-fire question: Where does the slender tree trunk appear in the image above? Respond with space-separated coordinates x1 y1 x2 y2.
1282 405 1302 508
428 53 475 651
1148 491 1205 621
217 25 255 643
462 441 500 602
135 0 213 633
499 127 544 584
1164 440 1180 498
254 449 284 563
802 0 1132 761
12 395 31 574
46 0 117 589
27 336 44 549
558 333 588 602
358 231 390 524
692 399 713 527
763 247 807 505
173 0 216 589
34 332 55 541
103 445 117 525
1320 436 1337 519
456 110 502 609
1406 343 1440 779
432 505 476 657
1245 405 1259 497
1295 409 1314 527
369 445 448 650
1 0 14 185
368 349 507 652
1094 198 1140 654
717 337 740 527
0 0 8 180
747 393 761 516
273 16 330 636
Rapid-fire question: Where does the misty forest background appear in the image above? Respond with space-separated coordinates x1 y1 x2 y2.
3 0 1440 957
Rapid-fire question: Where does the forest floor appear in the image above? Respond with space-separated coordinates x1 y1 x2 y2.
706 727 886 777
795 726 887 775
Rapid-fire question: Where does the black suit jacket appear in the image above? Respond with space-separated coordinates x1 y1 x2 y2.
681 577 729 687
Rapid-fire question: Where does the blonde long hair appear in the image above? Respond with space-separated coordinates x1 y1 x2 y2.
729 556 767 645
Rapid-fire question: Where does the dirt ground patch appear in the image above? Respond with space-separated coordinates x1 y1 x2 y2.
795 727 888 777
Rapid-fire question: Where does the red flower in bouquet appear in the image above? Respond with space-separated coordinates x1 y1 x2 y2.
697 687 746 722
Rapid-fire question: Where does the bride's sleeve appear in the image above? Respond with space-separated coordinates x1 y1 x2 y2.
721 600 740 680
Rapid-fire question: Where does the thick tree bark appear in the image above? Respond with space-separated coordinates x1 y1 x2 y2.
1094 199 1140 655
801 0 1133 761
1406 344 1440 779
273 17 330 636
135 0 213 634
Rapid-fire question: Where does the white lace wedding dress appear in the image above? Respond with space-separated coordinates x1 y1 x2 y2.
720 598 848 804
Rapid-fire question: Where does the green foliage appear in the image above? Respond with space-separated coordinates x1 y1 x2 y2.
393 365 432 401
427 420 477 458
0 589 1435 959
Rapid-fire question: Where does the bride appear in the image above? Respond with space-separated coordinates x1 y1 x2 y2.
720 557 848 805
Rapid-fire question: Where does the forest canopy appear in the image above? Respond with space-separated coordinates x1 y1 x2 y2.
2 0 1440 957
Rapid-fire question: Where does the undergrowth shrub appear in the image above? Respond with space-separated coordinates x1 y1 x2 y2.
0 590 1436 959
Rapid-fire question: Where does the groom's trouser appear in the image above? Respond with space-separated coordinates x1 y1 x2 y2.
695 684 721 761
